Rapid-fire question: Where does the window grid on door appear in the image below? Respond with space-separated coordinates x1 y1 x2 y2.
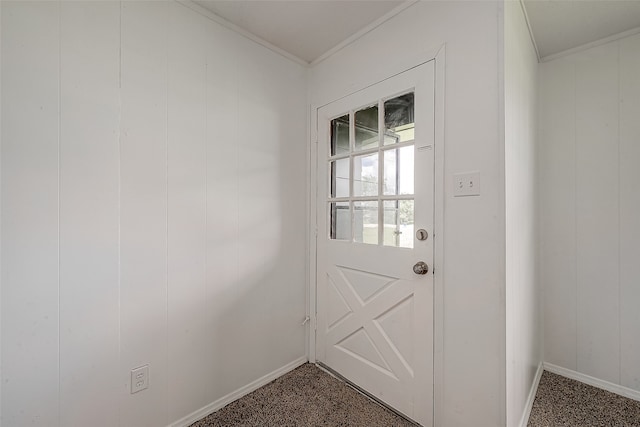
328 91 415 248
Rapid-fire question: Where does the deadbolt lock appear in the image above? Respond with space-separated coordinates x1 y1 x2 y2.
416 229 428 241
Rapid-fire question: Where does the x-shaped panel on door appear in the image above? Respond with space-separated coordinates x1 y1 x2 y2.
325 265 415 385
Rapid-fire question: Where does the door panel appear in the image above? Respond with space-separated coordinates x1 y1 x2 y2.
316 62 435 426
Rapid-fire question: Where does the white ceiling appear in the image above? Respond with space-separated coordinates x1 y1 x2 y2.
523 0 640 59
194 0 640 64
194 0 406 64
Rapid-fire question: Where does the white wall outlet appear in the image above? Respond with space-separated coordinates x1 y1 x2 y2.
130 365 149 394
453 171 481 197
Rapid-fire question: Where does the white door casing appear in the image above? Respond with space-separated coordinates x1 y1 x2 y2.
316 62 435 426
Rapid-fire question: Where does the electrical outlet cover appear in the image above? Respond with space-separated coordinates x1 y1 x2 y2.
131 365 149 394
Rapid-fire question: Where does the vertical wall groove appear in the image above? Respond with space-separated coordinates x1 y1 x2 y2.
0 2 3 423
617 41 622 386
116 1 123 424
164 3 170 424
57 1 62 424
573 60 578 371
204 56 209 404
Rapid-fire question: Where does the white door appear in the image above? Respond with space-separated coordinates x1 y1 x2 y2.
316 62 435 426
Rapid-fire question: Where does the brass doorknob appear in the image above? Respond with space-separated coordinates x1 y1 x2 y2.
413 261 429 275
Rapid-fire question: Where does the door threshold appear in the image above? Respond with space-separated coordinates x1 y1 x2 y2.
315 362 422 427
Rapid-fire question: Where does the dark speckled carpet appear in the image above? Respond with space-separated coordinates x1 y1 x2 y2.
191 364 640 426
190 363 415 427
528 371 640 426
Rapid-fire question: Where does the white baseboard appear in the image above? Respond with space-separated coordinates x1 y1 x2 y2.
543 362 640 402
519 362 544 427
168 356 308 427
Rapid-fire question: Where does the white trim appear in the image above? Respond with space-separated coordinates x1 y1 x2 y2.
518 0 541 63
543 363 640 402
307 99 318 363
305 100 312 363
432 44 446 427
314 45 443 110
519 362 544 427
310 0 419 67
175 0 309 67
497 3 507 425
167 357 308 427
308 102 319 364
540 25 640 63
0 1 3 422
175 0 421 68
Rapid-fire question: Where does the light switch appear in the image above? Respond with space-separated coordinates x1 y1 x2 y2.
453 171 480 197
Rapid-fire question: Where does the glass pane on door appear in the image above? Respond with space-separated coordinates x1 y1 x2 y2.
329 202 351 240
328 92 415 246
383 146 414 195
330 158 349 198
355 104 379 151
353 153 378 197
384 93 415 145
331 115 350 156
354 201 378 245
383 200 414 248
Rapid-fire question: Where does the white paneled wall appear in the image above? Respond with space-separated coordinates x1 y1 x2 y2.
167 2 209 420
538 55 577 371
619 35 640 393
1 1 308 426
574 44 620 384
59 3 122 425
539 34 640 392
504 2 541 426
120 2 170 426
1 2 60 425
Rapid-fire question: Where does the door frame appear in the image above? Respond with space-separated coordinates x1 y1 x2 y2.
307 45 446 426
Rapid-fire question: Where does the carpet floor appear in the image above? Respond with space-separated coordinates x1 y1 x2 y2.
190 363 415 427
191 364 640 426
528 371 640 426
